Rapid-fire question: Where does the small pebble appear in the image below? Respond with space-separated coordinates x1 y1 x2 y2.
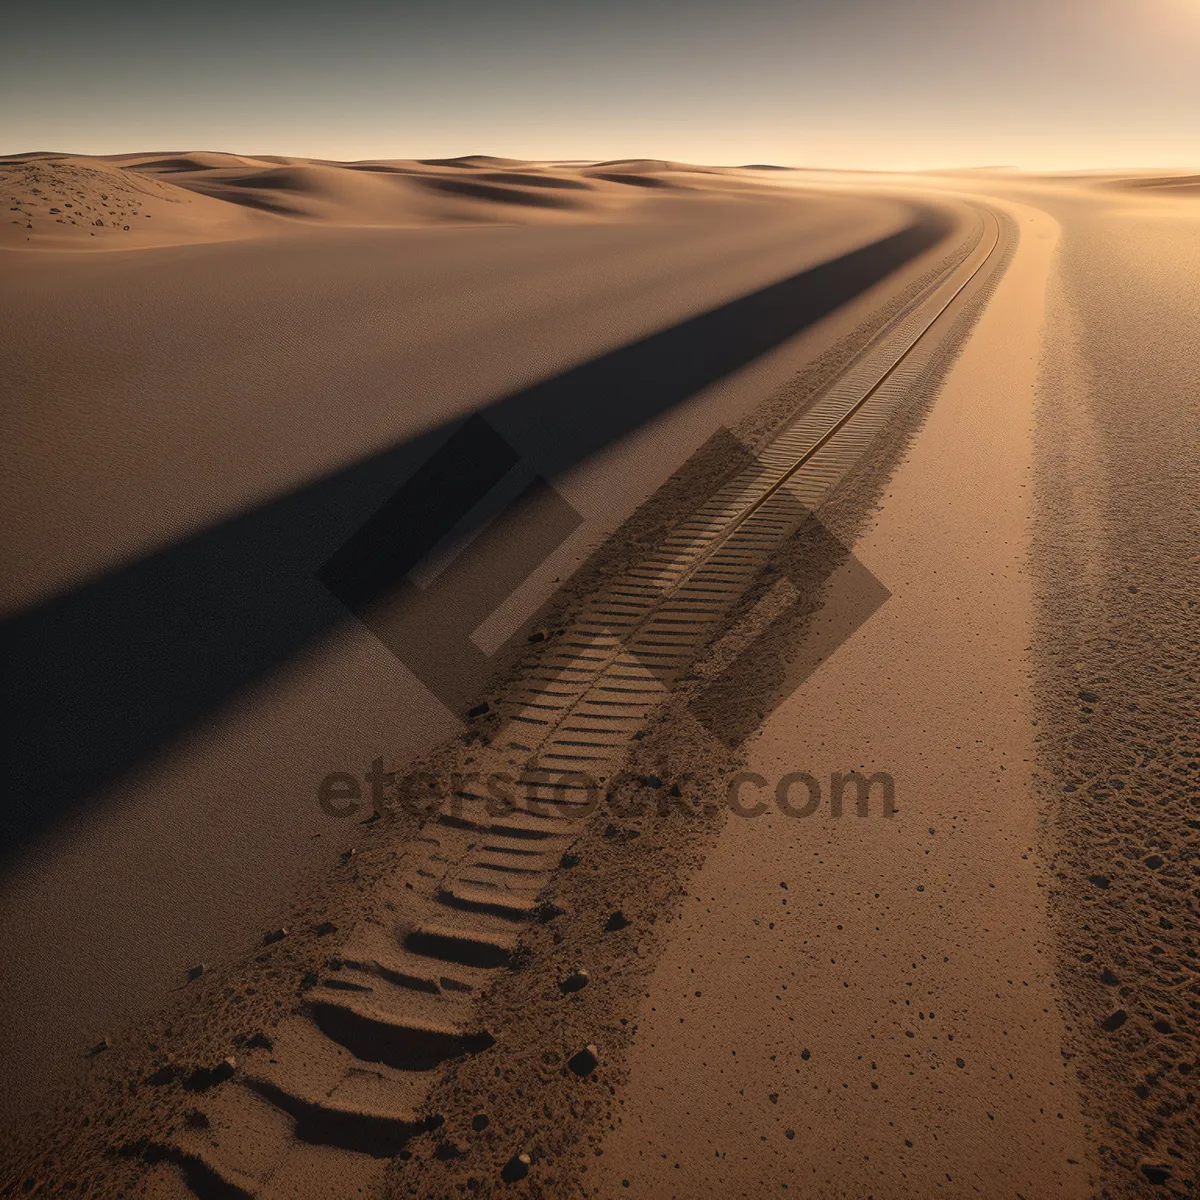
569 1044 599 1076
559 969 590 994
501 1151 531 1182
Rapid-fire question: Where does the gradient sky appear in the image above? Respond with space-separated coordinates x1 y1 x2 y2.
5 0 1200 168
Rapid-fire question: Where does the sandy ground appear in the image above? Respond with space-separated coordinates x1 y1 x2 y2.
2 159 1196 1200
591 196 1097 1197
1017 178 1200 1197
0 157 962 1129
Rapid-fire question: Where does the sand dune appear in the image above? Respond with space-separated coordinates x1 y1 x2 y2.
1110 172 1200 192
1 155 270 249
0 152 790 251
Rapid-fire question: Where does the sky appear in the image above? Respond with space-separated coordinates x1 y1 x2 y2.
4 0 1200 169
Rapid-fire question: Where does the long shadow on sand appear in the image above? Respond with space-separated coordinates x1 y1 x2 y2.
0 208 952 860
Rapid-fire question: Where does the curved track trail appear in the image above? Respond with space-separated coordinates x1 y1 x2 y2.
139 203 1011 1198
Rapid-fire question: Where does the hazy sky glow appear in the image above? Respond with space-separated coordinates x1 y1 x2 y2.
5 0 1200 168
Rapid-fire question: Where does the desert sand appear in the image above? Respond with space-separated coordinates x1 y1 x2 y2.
1 158 1196 1200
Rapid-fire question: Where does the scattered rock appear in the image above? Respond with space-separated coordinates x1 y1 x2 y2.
1139 1160 1172 1186
1079 690 1099 703
1088 874 1110 889
245 1033 273 1051
605 911 631 932
314 921 338 936
1100 1009 1128 1032
183 1057 236 1092
1144 854 1164 869
536 901 565 923
560 853 579 868
434 1140 462 1160
527 631 545 644
568 1044 599 1076
641 774 663 788
559 969 590 994
472 1112 489 1132
501 1151 531 1183
87 1037 110 1057
184 1108 209 1130
145 1064 178 1086
185 964 205 982
263 927 287 945
1100 967 1120 986
467 702 490 719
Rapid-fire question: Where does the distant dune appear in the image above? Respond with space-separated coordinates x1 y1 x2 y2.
0 152 792 251
1108 172 1200 192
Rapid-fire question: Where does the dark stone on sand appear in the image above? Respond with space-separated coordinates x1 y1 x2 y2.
560 853 579 868
1088 874 1110 889
800 1048 811 1060
263 927 287 945
314 921 338 936
1139 1161 1172 1186
501 1152 531 1183
183 1057 236 1092
1100 967 1120 985
467 702 490 718
434 1140 462 1160
1079 690 1098 703
785 1129 795 1139
184 1108 209 1130
642 774 663 788
185 963 205 982
88 1037 110 1057
472 1112 490 1131
536 901 565 923
605 910 631 932
569 1044 599 1076
559 969 590 994
246 1033 273 1050
1144 854 1164 869
145 1064 178 1086
1100 1009 1128 1032
527 631 545 643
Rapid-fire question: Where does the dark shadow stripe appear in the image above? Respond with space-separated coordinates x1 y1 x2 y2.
0 206 953 861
